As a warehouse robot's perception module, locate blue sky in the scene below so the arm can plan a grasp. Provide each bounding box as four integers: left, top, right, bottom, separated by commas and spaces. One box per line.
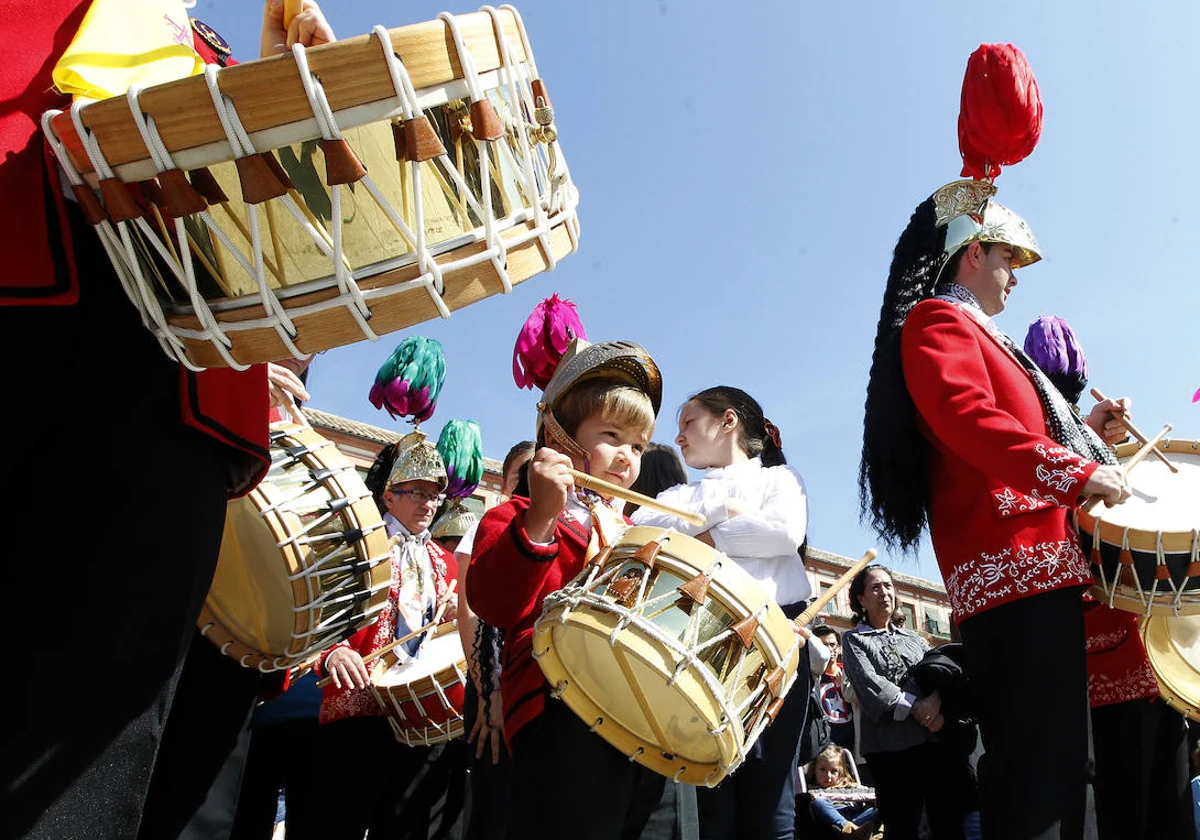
195, 0, 1198, 584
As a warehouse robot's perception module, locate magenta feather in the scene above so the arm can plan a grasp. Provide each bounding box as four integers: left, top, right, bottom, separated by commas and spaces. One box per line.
512, 293, 587, 390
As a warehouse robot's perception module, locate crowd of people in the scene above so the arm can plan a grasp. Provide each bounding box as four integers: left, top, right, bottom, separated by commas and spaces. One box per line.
5, 2, 1200, 840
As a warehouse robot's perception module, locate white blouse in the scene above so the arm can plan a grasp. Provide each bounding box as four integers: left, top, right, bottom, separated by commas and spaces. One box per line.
631, 456, 811, 605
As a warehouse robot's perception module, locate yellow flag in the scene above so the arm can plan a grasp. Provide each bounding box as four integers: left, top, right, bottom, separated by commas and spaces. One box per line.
53, 0, 204, 101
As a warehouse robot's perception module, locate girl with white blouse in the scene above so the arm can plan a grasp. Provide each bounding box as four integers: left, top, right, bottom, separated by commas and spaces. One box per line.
633, 385, 811, 840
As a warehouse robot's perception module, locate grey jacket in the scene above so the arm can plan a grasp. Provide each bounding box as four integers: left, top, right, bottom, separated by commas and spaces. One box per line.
841, 622, 931, 756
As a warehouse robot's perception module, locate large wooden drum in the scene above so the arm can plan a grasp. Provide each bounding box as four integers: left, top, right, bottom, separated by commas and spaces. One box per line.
43, 7, 578, 369
199, 422, 392, 671
533, 526, 802, 787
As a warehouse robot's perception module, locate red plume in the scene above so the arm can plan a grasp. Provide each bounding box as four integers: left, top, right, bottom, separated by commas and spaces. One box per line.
958, 44, 1043, 179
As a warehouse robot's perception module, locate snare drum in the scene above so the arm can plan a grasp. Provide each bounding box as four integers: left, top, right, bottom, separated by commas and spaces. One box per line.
43, 8, 578, 369
1141, 614, 1200, 722
533, 526, 802, 786
1077, 439, 1200, 616
200, 423, 392, 671
370, 623, 468, 746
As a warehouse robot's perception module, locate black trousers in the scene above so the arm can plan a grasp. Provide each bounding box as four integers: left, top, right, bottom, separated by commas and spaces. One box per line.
1092, 697, 1192, 840
507, 698, 698, 840
959, 587, 1095, 840
461, 680, 512, 840
229, 717, 324, 840
697, 659, 812, 840
291, 716, 463, 840
1, 238, 234, 838
864, 742, 969, 840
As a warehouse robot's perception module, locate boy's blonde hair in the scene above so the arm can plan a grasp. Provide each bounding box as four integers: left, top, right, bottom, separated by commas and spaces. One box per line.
549, 379, 655, 443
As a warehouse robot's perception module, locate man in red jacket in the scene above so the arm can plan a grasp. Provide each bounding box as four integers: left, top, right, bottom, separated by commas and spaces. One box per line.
859, 179, 1130, 840
0, 2, 330, 836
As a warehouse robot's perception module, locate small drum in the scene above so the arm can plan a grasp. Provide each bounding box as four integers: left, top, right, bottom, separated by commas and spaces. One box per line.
43, 7, 578, 369
1141, 614, 1200, 722
533, 526, 802, 786
1077, 438, 1200, 616
370, 622, 468, 746
200, 423, 392, 671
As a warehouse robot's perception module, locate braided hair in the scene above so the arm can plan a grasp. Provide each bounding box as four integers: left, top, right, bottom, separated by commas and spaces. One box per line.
858, 198, 955, 552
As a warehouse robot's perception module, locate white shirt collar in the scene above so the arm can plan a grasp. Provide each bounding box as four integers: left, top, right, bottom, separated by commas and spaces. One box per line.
706, 455, 763, 481
384, 512, 430, 543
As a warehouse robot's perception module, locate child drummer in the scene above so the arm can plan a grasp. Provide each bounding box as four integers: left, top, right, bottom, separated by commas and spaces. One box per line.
468, 335, 699, 839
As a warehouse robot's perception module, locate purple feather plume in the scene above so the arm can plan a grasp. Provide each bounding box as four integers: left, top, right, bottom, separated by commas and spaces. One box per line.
1024, 315, 1089, 406
512, 293, 587, 390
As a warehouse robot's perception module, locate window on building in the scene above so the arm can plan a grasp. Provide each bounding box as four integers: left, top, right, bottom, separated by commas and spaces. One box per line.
900, 602, 916, 629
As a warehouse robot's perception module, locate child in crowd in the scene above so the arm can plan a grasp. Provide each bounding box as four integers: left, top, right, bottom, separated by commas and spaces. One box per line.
805, 744, 878, 839
468, 338, 697, 840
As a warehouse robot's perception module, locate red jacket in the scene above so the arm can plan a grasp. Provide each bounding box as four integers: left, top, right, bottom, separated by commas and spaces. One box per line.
1083, 598, 1158, 708
1, 1, 269, 496
315, 540, 458, 725
468, 497, 595, 742
901, 299, 1100, 620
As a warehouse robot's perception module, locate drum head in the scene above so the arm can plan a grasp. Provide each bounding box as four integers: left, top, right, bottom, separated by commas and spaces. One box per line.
374, 625, 464, 687
1142, 615, 1200, 722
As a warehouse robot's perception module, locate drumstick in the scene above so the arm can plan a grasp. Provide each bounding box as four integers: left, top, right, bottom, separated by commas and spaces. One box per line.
315, 580, 456, 688
283, 0, 304, 26
1080, 423, 1172, 515
566, 468, 706, 528
1090, 388, 1177, 473
794, 549, 878, 629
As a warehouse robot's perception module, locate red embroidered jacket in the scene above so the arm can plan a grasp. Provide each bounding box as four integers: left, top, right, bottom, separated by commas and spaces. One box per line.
3, 1, 268, 497
901, 299, 1100, 619
1083, 598, 1158, 708
314, 540, 458, 724
467, 497, 596, 743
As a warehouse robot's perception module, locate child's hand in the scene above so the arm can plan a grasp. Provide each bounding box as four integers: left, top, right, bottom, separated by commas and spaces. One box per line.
261, 0, 335, 58
525, 447, 574, 542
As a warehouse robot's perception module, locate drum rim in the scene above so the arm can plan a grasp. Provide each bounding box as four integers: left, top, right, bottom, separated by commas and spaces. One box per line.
49, 10, 534, 180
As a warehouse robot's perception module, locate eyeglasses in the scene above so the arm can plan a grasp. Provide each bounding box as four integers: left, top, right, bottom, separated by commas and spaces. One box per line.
387, 488, 446, 505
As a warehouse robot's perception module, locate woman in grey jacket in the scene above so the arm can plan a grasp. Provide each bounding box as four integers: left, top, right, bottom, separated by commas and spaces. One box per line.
841, 565, 969, 840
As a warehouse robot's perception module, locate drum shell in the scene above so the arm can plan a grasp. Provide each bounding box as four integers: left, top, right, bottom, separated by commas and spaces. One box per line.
1141, 615, 1200, 722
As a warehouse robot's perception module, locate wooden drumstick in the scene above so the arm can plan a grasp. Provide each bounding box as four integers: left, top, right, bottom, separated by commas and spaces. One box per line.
316, 580, 456, 688
566, 468, 706, 528
794, 549, 878, 629
1089, 388, 1177, 473
1080, 423, 1172, 515
283, 0, 304, 26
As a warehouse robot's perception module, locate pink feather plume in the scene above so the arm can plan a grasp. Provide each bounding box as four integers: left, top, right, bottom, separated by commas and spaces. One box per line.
512, 293, 587, 390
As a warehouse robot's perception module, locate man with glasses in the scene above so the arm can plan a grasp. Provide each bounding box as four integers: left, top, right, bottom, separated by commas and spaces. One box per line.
308, 430, 461, 840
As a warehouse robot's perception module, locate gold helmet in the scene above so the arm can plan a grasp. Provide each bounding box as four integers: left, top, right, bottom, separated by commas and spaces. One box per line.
536, 338, 662, 462
934, 179, 1042, 270
386, 429, 447, 490
431, 499, 479, 541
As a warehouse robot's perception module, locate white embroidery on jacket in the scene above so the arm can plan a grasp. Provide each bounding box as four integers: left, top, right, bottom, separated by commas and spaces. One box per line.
945, 538, 1091, 617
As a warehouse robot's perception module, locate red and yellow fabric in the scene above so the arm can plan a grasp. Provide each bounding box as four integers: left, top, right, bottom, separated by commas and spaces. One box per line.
902, 299, 1100, 619
1, 0, 268, 496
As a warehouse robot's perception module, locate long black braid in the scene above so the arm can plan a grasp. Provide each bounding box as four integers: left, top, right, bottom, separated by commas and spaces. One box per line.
858, 197, 954, 552
473, 622, 504, 724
